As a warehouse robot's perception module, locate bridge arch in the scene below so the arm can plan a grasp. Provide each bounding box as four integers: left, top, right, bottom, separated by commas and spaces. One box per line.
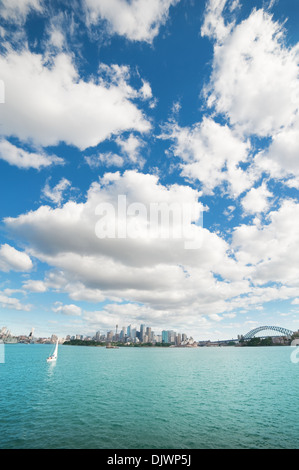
243, 325, 293, 340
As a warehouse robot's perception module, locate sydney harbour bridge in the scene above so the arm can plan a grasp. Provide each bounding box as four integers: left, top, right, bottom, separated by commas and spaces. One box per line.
242, 325, 294, 340
216, 325, 295, 344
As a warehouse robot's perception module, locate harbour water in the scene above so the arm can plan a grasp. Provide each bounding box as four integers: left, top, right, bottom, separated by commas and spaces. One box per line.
0, 344, 298, 449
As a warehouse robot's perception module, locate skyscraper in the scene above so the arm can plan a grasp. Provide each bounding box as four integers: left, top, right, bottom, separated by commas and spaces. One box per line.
146, 327, 151, 343
162, 330, 168, 344
140, 324, 145, 342
95, 331, 101, 341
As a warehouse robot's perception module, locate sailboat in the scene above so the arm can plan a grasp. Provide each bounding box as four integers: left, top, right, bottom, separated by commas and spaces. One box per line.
47, 340, 58, 363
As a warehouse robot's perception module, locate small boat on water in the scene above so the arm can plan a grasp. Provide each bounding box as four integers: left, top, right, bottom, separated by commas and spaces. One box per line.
106, 342, 119, 349
47, 340, 58, 362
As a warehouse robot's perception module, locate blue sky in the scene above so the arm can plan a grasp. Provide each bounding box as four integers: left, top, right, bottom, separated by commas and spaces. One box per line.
0, 0, 299, 341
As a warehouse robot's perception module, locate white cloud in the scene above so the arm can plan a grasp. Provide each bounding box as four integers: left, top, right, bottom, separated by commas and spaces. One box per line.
53, 303, 82, 316
257, 119, 299, 181
223, 313, 236, 318
232, 199, 299, 286
209, 313, 223, 322
160, 117, 251, 196
42, 178, 72, 206
0, 0, 43, 23
203, 8, 299, 138
241, 182, 273, 215
139, 80, 153, 100
4, 170, 250, 323
23, 279, 47, 293
0, 244, 33, 272
201, 0, 236, 43
0, 291, 31, 311
84, 0, 180, 43
0, 139, 64, 170
85, 152, 124, 169
116, 133, 145, 167
0, 50, 151, 150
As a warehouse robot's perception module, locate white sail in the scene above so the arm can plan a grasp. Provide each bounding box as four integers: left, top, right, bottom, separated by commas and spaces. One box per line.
47, 339, 58, 362
53, 340, 58, 358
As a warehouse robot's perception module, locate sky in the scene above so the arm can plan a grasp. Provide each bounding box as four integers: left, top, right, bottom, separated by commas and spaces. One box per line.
0, 0, 299, 341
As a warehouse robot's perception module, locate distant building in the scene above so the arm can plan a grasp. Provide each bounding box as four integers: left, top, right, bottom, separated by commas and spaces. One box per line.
140, 324, 145, 342
162, 330, 169, 343
168, 330, 176, 344
131, 328, 136, 339
95, 331, 101, 341
146, 327, 152, 343
107, 331, 114, 341
119, 327, 126, 341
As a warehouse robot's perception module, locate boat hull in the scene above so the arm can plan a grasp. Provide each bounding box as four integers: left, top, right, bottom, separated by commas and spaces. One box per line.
47, 357, 57, 362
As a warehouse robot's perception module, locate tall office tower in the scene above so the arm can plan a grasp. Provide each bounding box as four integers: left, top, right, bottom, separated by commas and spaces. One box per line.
182, 333, 187, 342
177, 333, 182, 345
131, 328, 136, 339
121, 326, 126, 339
114, 324, 119, 342
107, 330, 113, 341
140, 324, 145, 342
127, 325, 131, 338
95, 331, 101, 341
162, 330, 169, 343
168, 330, 176, 344
146, 327, 151, 342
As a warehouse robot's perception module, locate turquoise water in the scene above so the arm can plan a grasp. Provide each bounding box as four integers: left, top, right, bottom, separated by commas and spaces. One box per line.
0, 344, 298, 449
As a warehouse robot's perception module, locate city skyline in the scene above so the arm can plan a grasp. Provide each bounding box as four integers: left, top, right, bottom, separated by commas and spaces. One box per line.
1, 321, 296, 347
0, 0, 298, 342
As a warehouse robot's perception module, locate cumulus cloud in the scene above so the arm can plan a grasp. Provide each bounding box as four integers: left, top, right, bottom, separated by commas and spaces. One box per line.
201, 0, 236, 43
203, 8, 299, 138
0, 139, 64, 170
0, 244, 33, 272
198, 2, 299, 201
160, 117, 251, 196
53, 302, 82, 316
116, 133, 146, 167
0, 50, 151, 150
23, 279, 47, 293
42, 178, 72, 206
0, 291, 31, 311
241, 183, 273, 215
232, 199, 299, 286
4, 170, 251, 325
0, 0, 43, 23
84, 0, 180, 43
85, 153, 124, 169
